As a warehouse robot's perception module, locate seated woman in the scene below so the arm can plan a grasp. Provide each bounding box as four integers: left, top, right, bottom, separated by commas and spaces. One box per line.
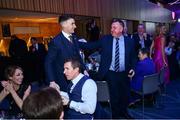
131, 48, 156, 91
0, 65, 31, 118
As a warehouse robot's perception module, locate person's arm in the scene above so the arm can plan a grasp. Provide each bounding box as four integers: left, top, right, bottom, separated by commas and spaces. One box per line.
4, 83, 30, 110
23, 85, 31, 100
69, 79, 97, 114
161, 36, 167, 67
0, 81, 10, 102
10, 90, 23, 109
45, 41, 58, 83
0, 88, 9, 102
78, 38, 101, 51
150, 40, 154, 59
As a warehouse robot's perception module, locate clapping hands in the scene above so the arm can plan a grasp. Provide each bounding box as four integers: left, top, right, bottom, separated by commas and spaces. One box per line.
1, 80, 14, 94
23, 85, 31, 100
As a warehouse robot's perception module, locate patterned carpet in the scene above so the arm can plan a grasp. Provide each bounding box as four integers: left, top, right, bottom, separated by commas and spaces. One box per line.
128, 79, 180, 119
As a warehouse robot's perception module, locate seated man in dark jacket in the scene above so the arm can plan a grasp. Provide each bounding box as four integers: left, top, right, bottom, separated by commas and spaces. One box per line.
129, 48, 156, 106
131, 48, 155, 91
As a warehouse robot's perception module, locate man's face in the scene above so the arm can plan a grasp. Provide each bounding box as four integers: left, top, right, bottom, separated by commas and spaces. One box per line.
138, 51, 146, 60
111, 22, 123, 38
61, 18, 77, 34
138, 25, 145, 35
31, 39, 37, 45
64, 62, 79, 80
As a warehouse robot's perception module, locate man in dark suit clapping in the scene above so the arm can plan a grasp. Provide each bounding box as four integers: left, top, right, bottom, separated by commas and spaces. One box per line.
132, 24, 152, 58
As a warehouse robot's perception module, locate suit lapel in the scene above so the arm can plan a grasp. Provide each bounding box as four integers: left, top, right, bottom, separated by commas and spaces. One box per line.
59, 33, 73, 55
108, 35, 113, 57
60, 33, 80, 57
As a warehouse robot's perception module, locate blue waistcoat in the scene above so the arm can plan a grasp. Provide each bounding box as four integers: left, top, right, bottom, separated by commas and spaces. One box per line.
67, 75, 93, 119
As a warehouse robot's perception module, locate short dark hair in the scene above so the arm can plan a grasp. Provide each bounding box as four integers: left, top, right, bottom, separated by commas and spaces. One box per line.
111, 18, 124, 28
139, 48, 150, 57
58, 14, 74, 23
138, 23, 145, 28
30, 37, 37, 41
158, 23, 166, 28
64, 57, 82, 72
22, 87, 63, 119
11, 35, 18, 40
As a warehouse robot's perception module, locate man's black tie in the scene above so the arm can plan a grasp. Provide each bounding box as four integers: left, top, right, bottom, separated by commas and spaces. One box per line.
114, 38, 120, 72
67, 81, 73, 93
69, 35, 73, 43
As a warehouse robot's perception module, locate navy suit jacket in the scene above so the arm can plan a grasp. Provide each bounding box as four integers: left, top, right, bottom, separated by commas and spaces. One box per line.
45, 32, 83, 91
132, 33, 152, 55
131, 57, 155, 91
80, 35, 137, 80
9, 38, 28, 59
29, 43, 47, 62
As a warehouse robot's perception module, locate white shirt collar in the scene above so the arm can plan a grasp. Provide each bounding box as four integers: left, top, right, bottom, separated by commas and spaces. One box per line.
119, 35, 124, 40
71, 73, 84, 86
114, 35, 124, 40
62, 31, 72, 41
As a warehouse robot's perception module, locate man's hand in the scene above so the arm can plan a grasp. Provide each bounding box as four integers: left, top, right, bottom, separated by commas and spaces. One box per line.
49, 81, 61, 94
78, 38, 87, 43
143, 33, 147, 40
84, 70, 89, 76
62, 95, 70, 106
128, 69, 135, 78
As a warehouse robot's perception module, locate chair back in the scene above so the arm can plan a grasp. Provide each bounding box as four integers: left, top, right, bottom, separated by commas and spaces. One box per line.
96, 81, 110, 102
143, 73, 159, 94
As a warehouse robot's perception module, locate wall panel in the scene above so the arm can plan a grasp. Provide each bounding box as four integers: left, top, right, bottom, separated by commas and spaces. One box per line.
0, 0, 172, 34
52, 0, 64, 14
33, 0, 40, 12
39, 0, 45, 12
0, 0, 171, 23
63, 0, 74, 14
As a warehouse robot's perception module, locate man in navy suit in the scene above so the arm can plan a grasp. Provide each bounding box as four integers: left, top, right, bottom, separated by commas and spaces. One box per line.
132, 24, 152, 58
80, 18, 137, 119
45, 14, 85, 92
29, 37, 47, 85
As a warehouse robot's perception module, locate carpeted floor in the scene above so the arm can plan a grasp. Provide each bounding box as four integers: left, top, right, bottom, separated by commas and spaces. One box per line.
128, 79, 180, 119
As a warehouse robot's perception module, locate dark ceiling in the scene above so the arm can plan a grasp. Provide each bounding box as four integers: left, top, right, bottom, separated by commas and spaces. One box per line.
149, 0, 180, 12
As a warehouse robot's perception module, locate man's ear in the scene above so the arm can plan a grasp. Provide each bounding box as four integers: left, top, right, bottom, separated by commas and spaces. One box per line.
75, 67, 80, 73
59, 111, 64, 120
61, 21, 67, 28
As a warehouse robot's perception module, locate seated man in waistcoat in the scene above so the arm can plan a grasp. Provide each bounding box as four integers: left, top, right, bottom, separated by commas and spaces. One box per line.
51, 57, 97, 119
